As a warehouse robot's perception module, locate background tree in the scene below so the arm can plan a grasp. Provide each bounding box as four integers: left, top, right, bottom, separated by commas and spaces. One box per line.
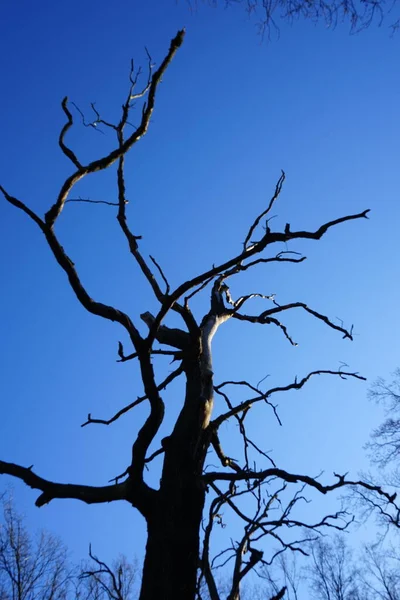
0, 491, 138, 600
0, 28, 397, 600
307, 536, 361, 600
349, 372, 400, 531
0, 492, 70, 600
193, 0, 400, 34
305, 535, 400, 600
75, 549, 138, 600
367, 370, 400, 474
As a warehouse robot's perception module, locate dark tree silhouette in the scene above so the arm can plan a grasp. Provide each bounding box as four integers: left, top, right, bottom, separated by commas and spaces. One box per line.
1, 30, 398, 600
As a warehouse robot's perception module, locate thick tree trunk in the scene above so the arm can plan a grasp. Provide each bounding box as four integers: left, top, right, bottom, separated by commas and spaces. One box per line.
139, 354, 210, 600
139, 475, 206, 599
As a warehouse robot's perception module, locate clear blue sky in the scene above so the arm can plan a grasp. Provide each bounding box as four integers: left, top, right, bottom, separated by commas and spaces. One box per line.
0, 0, 399, 585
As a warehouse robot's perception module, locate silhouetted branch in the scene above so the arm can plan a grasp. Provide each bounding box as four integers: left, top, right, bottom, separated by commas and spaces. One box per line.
243, 170, 285, 250
117, 341, 178, 363
211, 370, 365, 430
203, 469, 399, 512
148, 203, 370, 343
44, 30, 185, 228
65, 197, 120, 206
0, 460, 127, 507
82, 363, 184, 426
150, 255, 171, 295
59, 97, 83, 168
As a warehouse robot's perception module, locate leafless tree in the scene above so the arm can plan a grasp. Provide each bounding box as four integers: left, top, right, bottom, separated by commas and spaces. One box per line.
307, 535, 400, 600
0, 492, 70, 600
367, 370, 400, 470
0, 491, 138, 600
75, 547, 138, 600
348, 371, 400, 531
306, 536, 361, 600
259, 551, 303, 600
359, 544, 400, 600
0, 29, 398, 600
191, 0, 400, 36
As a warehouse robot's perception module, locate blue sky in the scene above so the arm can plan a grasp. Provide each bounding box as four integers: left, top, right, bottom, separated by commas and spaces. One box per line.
0, 0, 399, 587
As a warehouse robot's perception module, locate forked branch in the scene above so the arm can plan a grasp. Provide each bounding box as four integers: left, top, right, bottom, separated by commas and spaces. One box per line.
148, 193, 369, 341
211, 370, 365, 429
44, 29, 185, 228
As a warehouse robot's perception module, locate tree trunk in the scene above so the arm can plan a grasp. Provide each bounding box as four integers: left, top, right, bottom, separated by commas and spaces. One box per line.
139, 478, 206, 600
139, 353, 211, 600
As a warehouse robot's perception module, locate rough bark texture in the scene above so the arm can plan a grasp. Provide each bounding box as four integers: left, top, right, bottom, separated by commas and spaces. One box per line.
140, 346, 211, 599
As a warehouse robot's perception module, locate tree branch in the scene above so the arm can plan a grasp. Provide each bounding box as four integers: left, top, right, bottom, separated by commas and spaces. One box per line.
243, 170, 285, 250
211, 370, 364, 430
82, 363, 184, 426
203, 469, 398, 509
44, 29, 185, 228
140, 311, 191, 349
0, 461, 127, 508
148, 205, 370, 343
59, 97, 82, 169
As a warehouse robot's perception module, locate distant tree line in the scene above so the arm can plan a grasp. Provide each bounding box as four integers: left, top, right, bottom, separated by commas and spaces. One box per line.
3, 488, 400, 600
0, 491, 138, 600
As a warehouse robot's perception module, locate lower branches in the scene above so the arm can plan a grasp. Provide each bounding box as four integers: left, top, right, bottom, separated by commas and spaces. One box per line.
0, 460, 128, 507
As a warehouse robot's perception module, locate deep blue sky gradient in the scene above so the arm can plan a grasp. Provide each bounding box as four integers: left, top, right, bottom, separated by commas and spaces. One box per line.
0, 0, 399, 580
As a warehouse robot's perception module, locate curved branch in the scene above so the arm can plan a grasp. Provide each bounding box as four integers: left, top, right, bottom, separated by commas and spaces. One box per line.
59, 97, 82, 169
44, 29, 185, 227
0, 460, 127, 508
203, 469, 397, 508
232, 311, 298, 345
261, 301, 354, 339
0, 187, 142, 344
44, 227, 141, 342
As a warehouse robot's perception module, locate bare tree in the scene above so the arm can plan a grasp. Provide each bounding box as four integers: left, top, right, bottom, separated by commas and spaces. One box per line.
367, 370, 400, 470
75, 547, 138, 600
349, 371, 400, 531
0, 492, 70, 600
191, 0, 400, 35
0, 491, 138, 600
0, 29, 398, 600
307, 536, 361, 600
359, 544, 400, 600
260, 551, 303, 600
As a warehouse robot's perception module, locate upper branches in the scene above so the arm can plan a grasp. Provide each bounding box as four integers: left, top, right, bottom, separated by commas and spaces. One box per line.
211, 369, 365, 431
147, 169, 369, 341
0, 30, 186, 347
45, 29, 185, 228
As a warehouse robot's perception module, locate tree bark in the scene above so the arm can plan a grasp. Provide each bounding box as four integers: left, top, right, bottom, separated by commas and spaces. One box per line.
139, 352, 210, 600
